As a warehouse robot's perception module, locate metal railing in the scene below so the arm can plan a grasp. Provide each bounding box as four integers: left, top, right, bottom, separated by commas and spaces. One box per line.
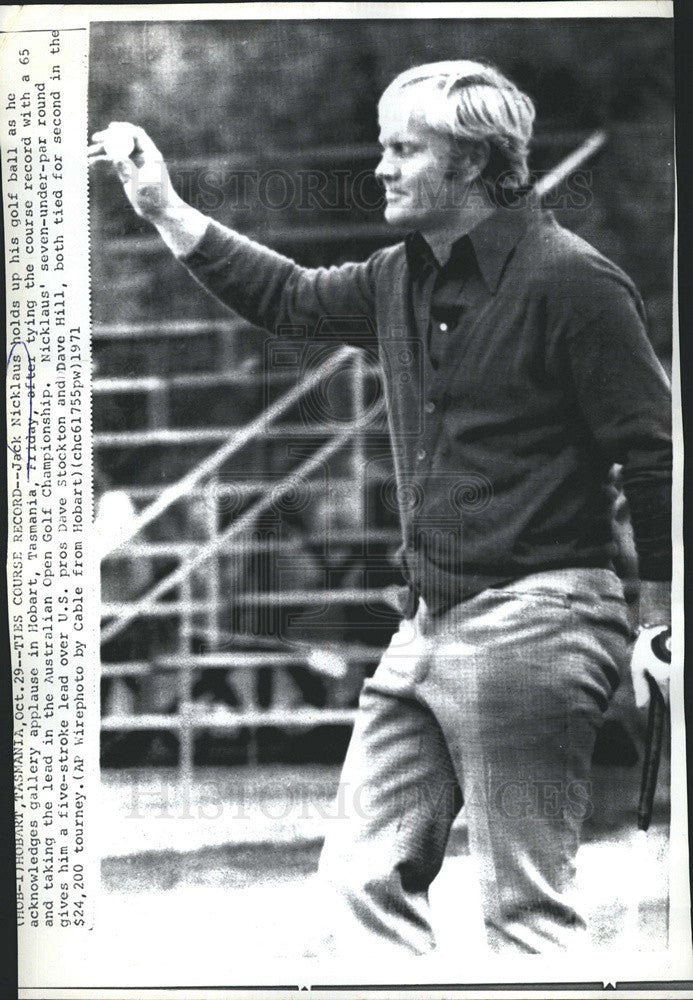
99, 344, 393, 776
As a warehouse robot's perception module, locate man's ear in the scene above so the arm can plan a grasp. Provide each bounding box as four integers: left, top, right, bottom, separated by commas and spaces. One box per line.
465, 140, 490, 183
448, 140, 490, 184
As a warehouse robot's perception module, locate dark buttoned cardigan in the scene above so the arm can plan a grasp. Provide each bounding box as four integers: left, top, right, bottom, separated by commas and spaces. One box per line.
181, 205, 672, 614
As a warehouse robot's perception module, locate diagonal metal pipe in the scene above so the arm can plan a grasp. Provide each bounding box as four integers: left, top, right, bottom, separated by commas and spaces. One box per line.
100, 402, 384, 644
98, 343, 357, 559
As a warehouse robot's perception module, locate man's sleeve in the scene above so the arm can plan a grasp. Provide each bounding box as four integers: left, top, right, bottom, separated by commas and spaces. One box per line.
564, 277, 672, 581
178, 218, 381, 347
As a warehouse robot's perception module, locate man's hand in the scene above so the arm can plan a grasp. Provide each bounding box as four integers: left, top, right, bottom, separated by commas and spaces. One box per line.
88, 122, 177, 221
88, 122, 209, 256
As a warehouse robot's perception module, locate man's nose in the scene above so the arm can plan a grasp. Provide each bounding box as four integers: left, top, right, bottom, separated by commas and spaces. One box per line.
375, 152, 399, 184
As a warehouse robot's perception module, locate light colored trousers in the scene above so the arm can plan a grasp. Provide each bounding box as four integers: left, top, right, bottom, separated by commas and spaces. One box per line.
316, 568, 632, 954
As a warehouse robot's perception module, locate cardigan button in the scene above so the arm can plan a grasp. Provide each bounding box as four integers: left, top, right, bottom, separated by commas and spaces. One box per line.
416, 448, 427, 462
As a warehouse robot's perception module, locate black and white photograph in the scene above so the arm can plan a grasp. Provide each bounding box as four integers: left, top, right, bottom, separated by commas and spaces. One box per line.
87, 9, 678, 979
7, 4, 687, 993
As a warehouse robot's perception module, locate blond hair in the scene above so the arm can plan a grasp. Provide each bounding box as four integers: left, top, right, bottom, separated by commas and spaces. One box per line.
379, 60, 536, 189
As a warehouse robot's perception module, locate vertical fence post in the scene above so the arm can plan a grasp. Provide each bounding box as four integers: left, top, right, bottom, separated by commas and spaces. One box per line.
351, 352, 366, 531
206, 479, 221, 652
148, 381, 170, 431
179, 575, 195, 786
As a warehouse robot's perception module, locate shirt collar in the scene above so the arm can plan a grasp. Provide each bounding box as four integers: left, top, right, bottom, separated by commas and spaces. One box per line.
405, 230, 439, 275
406, 200, 538, 293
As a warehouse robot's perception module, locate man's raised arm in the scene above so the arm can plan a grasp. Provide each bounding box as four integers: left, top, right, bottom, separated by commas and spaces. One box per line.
88, 123, 381, 342
89, 122, 210, 255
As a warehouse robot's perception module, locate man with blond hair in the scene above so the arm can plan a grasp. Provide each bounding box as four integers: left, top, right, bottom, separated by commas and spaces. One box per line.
90, 60, 671, 955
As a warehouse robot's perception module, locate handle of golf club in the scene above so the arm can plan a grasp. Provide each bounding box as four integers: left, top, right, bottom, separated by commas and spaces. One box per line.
637, 628, 670, 831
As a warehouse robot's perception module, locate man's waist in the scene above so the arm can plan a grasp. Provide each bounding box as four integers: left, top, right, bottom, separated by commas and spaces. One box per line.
411, 565, 625, 623
400, 547, 616, 618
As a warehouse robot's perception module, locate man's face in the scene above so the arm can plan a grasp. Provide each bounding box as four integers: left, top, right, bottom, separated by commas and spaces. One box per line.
376, 98, 462, 232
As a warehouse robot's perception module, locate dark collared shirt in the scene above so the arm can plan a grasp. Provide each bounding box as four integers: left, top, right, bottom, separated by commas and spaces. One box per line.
182, 205, 672, 615
408, 231, 478, 370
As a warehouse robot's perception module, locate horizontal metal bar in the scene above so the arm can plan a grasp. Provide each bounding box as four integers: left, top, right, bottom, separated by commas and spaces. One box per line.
107, 477, 391, 501
93, 364, 383, 393
101, 587, 398, 618
94, 376, 166, 392
101, 645, 385, 676
100, 707, 357, 730
102, 527, 400, 559
102, 601, 225, 617
163, 646, 388, 666
92, 318, 238, 340
94, 421, 388, 447
102, 661, 163, 677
